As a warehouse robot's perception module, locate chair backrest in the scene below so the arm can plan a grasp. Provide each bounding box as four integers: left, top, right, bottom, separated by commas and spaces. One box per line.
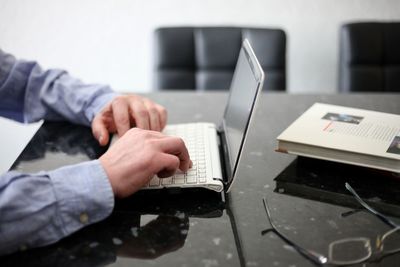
153, 27, 286, 91
339, 22, 400, 92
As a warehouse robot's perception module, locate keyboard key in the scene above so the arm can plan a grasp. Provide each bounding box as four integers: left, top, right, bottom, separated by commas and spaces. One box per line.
187, 169, 196, 174
174, 173, 185, 179
161, 177, 173, 185
186, 175, 197, 184
150, 177, 161, 187
174, 177, 185, 184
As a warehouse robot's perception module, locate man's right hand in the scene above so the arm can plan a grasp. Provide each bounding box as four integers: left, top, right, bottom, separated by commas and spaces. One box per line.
99, 128, 191, 198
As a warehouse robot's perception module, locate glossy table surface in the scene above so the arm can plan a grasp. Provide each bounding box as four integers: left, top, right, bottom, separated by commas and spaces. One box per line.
3, 92, 400, 267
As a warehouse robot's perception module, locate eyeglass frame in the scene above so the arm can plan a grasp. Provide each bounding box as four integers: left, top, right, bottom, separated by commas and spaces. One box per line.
262, 182, 400, 266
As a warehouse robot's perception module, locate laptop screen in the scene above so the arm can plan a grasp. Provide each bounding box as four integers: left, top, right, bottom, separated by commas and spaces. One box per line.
222, 40, 264, 191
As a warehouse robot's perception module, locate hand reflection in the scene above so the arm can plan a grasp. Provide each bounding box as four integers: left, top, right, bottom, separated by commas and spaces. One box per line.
3, 212, 190, 267
117, 213, 189, 259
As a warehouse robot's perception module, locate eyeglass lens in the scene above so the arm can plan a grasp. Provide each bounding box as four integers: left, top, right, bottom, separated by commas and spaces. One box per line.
329, 238, 371, 264
381, 227, 400, 254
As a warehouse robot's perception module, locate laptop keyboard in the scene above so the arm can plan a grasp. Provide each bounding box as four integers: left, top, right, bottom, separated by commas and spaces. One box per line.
144, 123, 210, 188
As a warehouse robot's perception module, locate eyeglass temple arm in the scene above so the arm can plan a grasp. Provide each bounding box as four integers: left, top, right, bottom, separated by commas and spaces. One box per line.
345, 183, 399, 228
262, 198, 328, 265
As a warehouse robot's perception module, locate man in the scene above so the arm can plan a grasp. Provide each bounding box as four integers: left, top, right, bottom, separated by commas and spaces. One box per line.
0, 49, 191, 255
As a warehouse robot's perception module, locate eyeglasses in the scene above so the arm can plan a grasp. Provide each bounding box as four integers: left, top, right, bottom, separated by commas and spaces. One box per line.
262, 182, 400, 266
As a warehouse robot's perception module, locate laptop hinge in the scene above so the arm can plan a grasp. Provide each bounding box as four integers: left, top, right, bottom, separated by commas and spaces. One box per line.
216, 129, 231, 191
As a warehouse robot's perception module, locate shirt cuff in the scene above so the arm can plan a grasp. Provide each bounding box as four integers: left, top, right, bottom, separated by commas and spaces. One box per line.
48, 160, 115, 237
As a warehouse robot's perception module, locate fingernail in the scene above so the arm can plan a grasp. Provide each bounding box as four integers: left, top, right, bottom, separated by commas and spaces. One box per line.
99, 135, 103, 143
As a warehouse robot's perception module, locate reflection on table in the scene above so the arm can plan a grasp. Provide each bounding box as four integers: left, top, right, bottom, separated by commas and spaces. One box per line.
274, 157, 400, 218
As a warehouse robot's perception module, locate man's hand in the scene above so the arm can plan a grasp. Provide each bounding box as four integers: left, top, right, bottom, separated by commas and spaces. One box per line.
92, 94, 167, 146
99, 128, 191, 198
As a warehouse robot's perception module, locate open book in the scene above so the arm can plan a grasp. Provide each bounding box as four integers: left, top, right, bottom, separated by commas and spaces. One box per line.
276, 103, 400, 173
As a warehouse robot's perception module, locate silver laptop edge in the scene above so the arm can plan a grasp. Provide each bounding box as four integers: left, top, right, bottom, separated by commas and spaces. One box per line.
220, 39, 265, 193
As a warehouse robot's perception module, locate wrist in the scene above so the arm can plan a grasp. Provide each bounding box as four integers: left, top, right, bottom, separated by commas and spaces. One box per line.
99, 155, 118, 197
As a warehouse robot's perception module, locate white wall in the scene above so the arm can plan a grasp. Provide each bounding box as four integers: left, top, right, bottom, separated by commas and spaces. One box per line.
1, 0, 399, 93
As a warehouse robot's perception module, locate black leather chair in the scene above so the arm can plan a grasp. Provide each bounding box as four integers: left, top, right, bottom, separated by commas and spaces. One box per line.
339, 22, 400, 92
153, 27, 286, 91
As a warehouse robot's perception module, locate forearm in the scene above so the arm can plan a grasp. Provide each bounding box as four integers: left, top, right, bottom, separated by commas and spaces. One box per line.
0, 160, 114, 255
0, 49, 117, 125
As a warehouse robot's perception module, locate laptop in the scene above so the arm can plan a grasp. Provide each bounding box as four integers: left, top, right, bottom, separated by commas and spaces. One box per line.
124, 39, 265, 193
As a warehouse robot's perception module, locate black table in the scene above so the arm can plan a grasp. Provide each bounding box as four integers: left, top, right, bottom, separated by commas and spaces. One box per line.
3, 92, 400, 267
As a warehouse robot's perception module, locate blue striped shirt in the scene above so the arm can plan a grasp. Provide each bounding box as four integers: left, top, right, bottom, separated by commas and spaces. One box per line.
0, 49, 116, 255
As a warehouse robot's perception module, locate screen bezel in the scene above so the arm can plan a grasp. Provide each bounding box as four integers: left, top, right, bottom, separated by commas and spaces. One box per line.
220, 39, 265, 193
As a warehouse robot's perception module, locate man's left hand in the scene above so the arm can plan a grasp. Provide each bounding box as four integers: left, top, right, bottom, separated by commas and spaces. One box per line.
92, 94, 167, 146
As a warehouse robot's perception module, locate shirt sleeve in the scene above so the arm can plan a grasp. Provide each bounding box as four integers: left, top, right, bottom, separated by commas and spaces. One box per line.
0, 160, 115, 256
0, 49, 118, 255
0, 49, 118, 125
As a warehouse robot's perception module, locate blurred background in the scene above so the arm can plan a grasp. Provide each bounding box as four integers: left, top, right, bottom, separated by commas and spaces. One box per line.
0, 0, 399, 93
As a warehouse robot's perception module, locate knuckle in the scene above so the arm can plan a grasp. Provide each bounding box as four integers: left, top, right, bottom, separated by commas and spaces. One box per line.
174, 137, 186, 148
160, 107, 167, 117
128, 94, 139, 101
143, 131, 155, 140
116, 115, 130, 125
127, 127, 142, 136
112, 95, 125, 105
148, 106, 158, 115
143, 133, 159, 147
137, 109, 149, 119
130, 127, 142, 133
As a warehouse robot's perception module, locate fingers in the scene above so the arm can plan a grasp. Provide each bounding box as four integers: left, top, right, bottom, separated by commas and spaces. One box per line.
135, 131, 191, 173
92, 116, 110, 146
93, 95, 168, 148
127, 97, 167, 131
120, 95, 167, 132
143, 100, 161, 131
129, 99, 150, 130
158, 136, 191, 172
112, 98, 131, 137
155, 153, 181, 178
99, 128, 192, 198
156, 104, 168, 130
143, 131, 191, 173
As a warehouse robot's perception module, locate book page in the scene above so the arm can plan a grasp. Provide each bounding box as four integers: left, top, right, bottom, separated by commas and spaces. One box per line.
0, 117, 43, 174
278, 103, 400, 159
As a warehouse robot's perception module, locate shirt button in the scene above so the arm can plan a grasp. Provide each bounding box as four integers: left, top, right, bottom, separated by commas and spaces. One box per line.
80, 213, 89, 224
